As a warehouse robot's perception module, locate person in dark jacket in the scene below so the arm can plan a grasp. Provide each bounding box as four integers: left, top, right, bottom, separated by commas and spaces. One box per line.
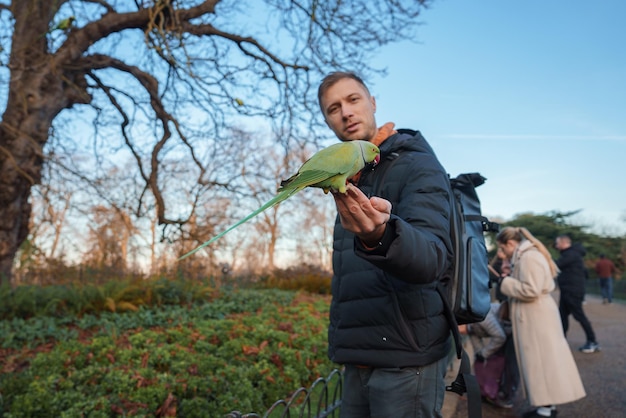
318, 71, 453, 417
554, 234, 600, 353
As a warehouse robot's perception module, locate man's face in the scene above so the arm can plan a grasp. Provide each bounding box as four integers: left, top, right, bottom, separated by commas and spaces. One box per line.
555, 237, 570, 251
320, 78, 378, 142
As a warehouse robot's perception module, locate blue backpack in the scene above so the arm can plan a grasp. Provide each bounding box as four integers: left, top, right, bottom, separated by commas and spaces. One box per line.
439, 172, 500, 418
443, 172, 499, 326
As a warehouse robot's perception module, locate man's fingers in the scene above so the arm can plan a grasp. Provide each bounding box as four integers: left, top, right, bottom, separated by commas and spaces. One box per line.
333, 185, 391, 239
345, 183, 366, 200
371, 196, 392, 215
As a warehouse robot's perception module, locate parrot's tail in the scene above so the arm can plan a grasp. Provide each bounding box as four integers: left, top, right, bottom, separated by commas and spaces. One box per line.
178, 187, 301, 260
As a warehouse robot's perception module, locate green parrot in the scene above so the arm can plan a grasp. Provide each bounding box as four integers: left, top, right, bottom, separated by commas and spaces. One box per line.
48, 16, 75, 33
178, 140, 380, 260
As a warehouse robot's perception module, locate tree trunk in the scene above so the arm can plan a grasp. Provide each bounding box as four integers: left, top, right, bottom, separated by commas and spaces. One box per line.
0, 107, 54, 283
0, 1, 87, 284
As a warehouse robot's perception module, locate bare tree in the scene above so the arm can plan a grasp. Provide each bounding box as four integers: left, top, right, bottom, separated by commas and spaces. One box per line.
26, 185, 72, 261
0, 0, 430, 283
178, 132, 297, 273
82, 203, 138, 273
12, 169, 74, 285
240, 139, 305, 271
293, 188, 336, 270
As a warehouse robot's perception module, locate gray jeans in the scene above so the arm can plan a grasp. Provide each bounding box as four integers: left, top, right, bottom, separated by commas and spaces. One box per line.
340, 356, 448, 418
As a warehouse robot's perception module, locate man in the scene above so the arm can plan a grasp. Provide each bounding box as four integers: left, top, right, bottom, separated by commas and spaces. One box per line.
595, 254, 616, 304
554, 234, 600, 353
318, 71, 453, 417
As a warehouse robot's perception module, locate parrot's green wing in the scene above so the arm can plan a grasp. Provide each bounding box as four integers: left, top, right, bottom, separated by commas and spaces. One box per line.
280, 140, 376, 193
279, 169, 347, 192
299, 141, 362, 175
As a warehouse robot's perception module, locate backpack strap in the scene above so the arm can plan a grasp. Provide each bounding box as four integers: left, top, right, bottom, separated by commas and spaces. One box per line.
464, 214, 500, 233
437, 268, 483, 418
446, 350, 483, 418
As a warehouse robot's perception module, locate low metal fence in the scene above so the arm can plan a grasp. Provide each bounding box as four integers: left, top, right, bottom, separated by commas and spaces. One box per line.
586, 278, 626, 300
226, 368, 343, 418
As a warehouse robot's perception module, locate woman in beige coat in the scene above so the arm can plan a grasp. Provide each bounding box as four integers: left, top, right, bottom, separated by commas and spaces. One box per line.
496, 227, 586, 418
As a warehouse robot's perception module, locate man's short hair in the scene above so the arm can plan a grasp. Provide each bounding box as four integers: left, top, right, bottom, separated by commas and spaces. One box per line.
317, 71, 371, 113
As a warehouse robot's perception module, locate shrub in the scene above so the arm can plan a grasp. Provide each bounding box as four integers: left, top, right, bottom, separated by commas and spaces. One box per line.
259, 264, 332, 294
0, 289, 336, 417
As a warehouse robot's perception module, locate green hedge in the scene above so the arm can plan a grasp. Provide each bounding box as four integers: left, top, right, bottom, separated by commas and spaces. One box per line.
0, 289, 336, 417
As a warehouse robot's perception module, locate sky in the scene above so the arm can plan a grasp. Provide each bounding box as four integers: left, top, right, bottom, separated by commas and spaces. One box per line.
366, 0, 626, 235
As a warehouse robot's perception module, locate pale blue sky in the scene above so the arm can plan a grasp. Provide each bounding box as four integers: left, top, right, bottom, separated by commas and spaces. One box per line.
366, 0, 626, 234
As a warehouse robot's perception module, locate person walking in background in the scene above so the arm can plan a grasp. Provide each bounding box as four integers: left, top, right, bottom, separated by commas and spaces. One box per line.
554, 234, 600, 353
595, 254, 616, 304
318, 71, 453, 417
497, 227, 586, 418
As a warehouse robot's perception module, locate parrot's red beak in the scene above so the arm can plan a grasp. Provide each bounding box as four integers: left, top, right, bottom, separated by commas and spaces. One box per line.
374, 154, 381, 166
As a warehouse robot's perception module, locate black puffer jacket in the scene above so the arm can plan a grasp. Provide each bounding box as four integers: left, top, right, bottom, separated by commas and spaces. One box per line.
328, 129, 453, 368
556, 243, 587, 298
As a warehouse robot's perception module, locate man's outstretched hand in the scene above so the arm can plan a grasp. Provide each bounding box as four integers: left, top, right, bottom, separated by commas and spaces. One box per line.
333, 183, 392, 248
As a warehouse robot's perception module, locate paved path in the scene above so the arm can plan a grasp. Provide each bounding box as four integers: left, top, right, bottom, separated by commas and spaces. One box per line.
443, 293, 626, 418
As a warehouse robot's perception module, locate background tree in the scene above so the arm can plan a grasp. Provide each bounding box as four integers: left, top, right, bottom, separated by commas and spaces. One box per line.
12, 167, 74, 285
292, 185, 336, 270
235, 140, 291, 272
239, 139, 322, 272
0, 0, 431, 283
82, 204, 138, 273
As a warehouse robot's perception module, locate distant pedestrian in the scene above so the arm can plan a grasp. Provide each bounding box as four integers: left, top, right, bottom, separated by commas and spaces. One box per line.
595, 254, 616, 304
554, 234, 600, 353
462, 302, 513, 409
497, 227, 586, 418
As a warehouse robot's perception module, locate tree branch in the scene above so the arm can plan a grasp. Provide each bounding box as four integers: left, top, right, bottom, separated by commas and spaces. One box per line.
182, 22, 308, 72
76, 53, 218, 225
83, 0, 116, 14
